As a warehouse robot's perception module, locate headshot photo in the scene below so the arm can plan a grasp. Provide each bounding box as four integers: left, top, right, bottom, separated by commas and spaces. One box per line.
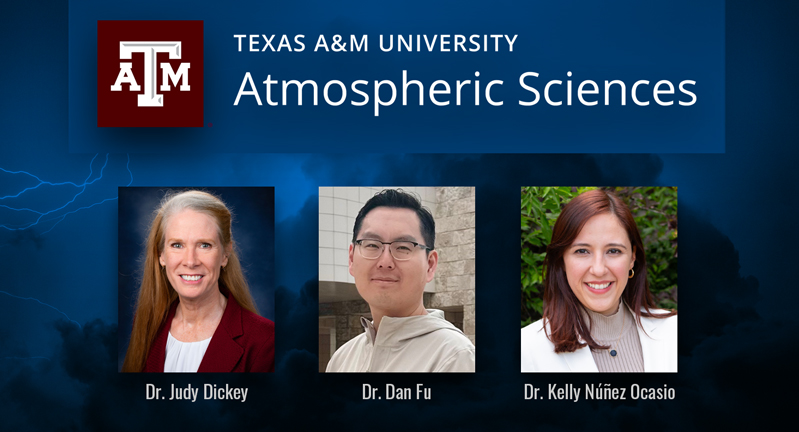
520, 187, 677, 372
118, 187, 275, 373
318, 187, 475, 373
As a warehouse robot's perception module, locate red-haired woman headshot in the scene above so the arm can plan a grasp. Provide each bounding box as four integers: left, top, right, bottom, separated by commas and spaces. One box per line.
521, 189, 677, 372
122, 190, 274, 372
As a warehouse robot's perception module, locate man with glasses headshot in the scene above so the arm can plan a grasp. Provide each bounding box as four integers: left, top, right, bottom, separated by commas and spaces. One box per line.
325, 189, 476, 372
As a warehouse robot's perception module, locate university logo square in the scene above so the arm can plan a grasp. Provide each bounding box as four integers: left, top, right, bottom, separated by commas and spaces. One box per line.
97, 21, 203, 127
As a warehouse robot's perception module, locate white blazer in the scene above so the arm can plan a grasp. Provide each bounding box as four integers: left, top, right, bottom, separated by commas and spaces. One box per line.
521, 307, 677, 373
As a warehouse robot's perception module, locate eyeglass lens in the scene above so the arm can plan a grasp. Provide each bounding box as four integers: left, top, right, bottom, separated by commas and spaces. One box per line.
359, 240, 416, 260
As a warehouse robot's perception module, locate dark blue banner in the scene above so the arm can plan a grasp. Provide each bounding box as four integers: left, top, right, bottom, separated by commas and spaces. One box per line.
69, 0, 723, 153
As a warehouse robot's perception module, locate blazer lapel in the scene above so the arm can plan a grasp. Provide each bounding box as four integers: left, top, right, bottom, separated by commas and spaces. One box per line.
197, 294, 244, 373
143, 301, 179, 372
563, 346, 599, 372
639, 315, 665, 372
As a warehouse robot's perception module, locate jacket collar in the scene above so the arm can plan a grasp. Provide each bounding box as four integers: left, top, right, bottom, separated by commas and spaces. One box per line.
637, 310, 670, 372
197, 288, 244, 372
360, 309, 457, 347
562, 303, 668, 372
146, 288, 245, 372
563, 343, 600, 372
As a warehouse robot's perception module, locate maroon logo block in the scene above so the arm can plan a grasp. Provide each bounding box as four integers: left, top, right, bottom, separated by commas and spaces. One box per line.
97, 21, 203, 127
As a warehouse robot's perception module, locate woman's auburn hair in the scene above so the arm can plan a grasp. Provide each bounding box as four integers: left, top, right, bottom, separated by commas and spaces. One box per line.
121, 190, 258, 372
542, 189, 676, 353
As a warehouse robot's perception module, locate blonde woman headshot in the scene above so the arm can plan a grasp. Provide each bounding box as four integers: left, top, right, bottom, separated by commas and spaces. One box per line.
120, 189, 275, 373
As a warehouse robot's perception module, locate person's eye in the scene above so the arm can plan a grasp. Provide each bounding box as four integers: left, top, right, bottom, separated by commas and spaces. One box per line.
200, 243, 212, 249
171, 243, 183, 249
607, 248, 622, 255
574, 248, 589, 255
395, 245, 412, 252
362, 242, 380, 249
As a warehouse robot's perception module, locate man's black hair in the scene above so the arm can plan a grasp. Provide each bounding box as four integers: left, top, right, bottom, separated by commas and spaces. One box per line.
352, 189, 435, 251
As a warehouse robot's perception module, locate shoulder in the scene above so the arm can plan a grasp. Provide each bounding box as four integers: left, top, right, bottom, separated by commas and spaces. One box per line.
141, 300, 180, 372
238, 309, 275, 372
658, 311, 677, 324
640, 309, 677, 335
409, 315, 475, 373
638, 310, 677, 372
521, 319, 550, 347
326, 333, 368, 372
433, 340, 475, 373
241, 308, 275, 336
428, 328, 476, 372
224, 294, 274, 338
424, 324, 474, 350
415, 314, 475, 357
413, 316, 474, 372
336, 332, 368, 352
236, 307, 275, 357
520, 319, 559, 372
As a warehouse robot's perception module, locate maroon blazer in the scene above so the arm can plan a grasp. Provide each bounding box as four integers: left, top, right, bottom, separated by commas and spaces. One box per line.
143, 292, 275, 372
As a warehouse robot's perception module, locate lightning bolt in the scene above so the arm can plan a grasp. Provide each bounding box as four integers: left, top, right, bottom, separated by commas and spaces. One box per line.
0, 290, 82, 328
0, 153, 134, 233
0, 154, 135, 348
0, 153, 103, 199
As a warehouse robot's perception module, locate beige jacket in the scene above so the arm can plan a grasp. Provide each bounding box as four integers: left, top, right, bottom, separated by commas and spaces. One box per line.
326, 309, 475, 373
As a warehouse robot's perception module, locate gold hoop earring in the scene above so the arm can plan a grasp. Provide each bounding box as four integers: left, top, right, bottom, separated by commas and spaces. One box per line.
628, 268, 634, 279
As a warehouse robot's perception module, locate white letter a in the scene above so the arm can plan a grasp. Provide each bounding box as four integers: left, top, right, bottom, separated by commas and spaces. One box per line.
111, 62, 140, 91
233, 72, 262, 105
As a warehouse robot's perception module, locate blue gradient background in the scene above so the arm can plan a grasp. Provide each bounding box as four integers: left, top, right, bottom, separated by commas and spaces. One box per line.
1, 0, 795, 430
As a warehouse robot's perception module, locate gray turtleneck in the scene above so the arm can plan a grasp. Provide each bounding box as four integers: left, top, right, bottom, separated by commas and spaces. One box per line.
585, 303, 644, 372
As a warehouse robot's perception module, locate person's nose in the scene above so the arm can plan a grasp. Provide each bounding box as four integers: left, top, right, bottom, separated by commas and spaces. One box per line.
184, 246, 198, 267
589, 253, 606, 276
376, 244, 395, 269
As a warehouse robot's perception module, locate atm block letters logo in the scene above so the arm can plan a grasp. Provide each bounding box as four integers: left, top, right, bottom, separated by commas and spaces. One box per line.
97, 21, 203, 127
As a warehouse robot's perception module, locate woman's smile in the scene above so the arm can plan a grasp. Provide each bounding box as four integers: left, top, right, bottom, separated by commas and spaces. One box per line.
179, 274, 204, 283
564, 213, 635, 315
160, 209, 229, 301
585, 281, 612, 293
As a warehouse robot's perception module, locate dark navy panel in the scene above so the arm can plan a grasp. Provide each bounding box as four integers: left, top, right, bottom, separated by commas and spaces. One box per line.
68, 0, 723, 153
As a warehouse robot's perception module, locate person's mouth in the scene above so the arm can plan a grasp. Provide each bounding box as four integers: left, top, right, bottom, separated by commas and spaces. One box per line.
180, 275, 204, 282
585, 281, 612, 293
372, 277, 399, 283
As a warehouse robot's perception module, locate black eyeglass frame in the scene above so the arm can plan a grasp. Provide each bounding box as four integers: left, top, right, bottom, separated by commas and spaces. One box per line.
354, 239, 433, 261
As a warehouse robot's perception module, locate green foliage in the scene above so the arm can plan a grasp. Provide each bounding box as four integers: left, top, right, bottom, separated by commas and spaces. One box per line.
521, 187, 678, 327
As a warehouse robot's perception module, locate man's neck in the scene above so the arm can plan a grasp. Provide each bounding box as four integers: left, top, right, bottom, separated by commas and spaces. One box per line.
371, 303, 428, 331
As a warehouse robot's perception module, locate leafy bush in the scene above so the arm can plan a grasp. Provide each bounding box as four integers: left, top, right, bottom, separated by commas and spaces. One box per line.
521, 187, 678, 327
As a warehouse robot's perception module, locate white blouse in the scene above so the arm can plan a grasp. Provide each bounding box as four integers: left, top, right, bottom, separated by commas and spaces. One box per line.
164, 332, 212, 373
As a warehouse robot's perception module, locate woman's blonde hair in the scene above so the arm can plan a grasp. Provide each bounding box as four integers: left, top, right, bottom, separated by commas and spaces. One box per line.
121, 190, 257, 372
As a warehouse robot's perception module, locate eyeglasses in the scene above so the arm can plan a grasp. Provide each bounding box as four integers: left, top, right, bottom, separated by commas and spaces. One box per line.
355, 239, 432, 261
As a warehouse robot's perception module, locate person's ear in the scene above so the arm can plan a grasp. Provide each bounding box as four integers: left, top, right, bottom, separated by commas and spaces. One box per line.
425, 250, 438, 283
348, 243, 355, 277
